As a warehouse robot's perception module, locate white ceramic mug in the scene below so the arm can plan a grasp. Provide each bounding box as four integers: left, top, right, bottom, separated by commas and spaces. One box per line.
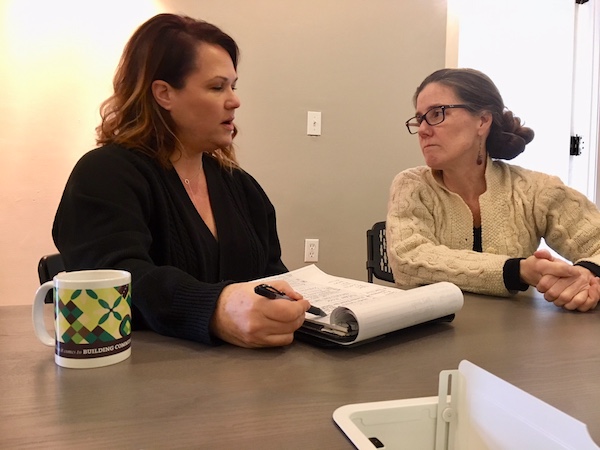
33, 269, 132, 369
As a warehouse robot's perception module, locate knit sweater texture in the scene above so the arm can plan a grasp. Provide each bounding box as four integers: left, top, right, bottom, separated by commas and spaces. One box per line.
53, 144, 287, 345
387, 158, 600, 296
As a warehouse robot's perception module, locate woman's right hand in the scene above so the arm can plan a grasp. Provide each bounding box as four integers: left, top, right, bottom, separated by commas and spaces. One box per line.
209, 281, 310, 348
519, 249, 576, 287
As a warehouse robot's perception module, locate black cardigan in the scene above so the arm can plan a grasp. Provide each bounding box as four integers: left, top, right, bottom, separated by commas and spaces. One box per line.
53, 144, 287, 345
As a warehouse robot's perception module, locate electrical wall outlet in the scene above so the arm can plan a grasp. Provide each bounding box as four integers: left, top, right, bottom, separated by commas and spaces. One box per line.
304, 239, 319, 262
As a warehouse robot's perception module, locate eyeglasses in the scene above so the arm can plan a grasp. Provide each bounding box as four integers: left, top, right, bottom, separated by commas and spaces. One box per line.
405, 104, 470, 135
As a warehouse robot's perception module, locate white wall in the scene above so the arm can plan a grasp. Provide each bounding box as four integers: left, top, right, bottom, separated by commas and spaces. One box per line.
0, 0, 448, 305
0, 1, 163, 305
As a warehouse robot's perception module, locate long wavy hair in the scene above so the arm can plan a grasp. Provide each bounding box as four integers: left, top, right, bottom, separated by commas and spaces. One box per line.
96, 13, 240, 169
413, 68, 534, 160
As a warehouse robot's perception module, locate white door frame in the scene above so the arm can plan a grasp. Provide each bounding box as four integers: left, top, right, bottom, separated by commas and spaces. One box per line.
571, 0, 600, 203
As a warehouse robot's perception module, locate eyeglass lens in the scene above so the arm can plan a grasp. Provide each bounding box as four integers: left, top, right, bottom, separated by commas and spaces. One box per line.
405, 106, 446, 134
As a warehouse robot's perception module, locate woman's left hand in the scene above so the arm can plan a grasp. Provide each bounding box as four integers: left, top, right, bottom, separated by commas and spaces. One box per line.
536, 265, 600, 312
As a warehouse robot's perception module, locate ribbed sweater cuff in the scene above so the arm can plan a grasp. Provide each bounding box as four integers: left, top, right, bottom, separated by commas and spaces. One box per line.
171, 280, 235, 346
503, 258, 528, 293
575, 260, 600, 277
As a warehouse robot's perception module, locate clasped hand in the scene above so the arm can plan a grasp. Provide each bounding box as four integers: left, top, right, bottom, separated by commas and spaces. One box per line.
209, 281, 310, 348
521, 250, 600, 312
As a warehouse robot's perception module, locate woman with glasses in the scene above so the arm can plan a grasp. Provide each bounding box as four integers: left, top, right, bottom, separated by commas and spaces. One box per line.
386, 68, 600, 312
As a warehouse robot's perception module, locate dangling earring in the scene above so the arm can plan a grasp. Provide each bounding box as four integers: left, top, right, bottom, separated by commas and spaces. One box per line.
476, 139, 483, 165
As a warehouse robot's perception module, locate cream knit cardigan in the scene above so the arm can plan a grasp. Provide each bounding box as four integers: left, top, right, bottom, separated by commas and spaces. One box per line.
386, 158, 600, 296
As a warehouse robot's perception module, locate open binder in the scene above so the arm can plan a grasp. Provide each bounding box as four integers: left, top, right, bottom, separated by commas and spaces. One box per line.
333, 360, 598, 449
258, 265, 464, 346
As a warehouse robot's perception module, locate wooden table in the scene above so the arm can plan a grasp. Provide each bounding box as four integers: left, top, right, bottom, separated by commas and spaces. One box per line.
1, 290, 599, 449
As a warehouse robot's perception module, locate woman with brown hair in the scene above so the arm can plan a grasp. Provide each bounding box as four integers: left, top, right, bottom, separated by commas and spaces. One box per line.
387, 68, 600, 312
53, 13, 310, 347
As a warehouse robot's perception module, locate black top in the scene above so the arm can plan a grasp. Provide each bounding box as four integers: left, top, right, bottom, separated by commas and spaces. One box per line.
473, 227, 482, 253
53, 144, 286, 345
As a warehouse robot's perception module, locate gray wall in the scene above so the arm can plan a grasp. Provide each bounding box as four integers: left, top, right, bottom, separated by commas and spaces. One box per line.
167, 0, 448, 280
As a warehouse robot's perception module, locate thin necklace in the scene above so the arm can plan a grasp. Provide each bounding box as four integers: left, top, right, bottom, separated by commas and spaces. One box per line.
177, 163, 202, 190
179, 169, 217, 239
181, 172, 200, 202
174, 155, 203, 205
176, 165, 201, 206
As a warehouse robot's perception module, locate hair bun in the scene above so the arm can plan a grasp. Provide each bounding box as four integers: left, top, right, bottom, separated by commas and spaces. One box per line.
488, 110, 534, 160
502, 110, 534, 144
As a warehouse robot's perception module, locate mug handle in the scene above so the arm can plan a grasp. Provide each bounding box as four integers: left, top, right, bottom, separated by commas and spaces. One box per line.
32, 281, 55, 346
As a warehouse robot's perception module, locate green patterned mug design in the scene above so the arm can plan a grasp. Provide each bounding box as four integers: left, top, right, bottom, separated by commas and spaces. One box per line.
55, 284, 132, 359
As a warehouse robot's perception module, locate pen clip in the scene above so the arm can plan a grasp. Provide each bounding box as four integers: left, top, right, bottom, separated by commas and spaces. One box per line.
254, 284, 284, 299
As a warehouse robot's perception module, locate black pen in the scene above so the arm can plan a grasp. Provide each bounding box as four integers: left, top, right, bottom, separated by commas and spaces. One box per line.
254, 284, 327, 317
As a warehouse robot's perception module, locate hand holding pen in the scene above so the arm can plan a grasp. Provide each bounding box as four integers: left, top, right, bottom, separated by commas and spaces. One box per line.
211, 281, 312, 348
254, 284, 327, 317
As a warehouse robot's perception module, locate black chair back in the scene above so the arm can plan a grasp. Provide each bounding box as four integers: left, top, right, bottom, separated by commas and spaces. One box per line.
37, 254, 65, 303
366, 221, 394, 283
